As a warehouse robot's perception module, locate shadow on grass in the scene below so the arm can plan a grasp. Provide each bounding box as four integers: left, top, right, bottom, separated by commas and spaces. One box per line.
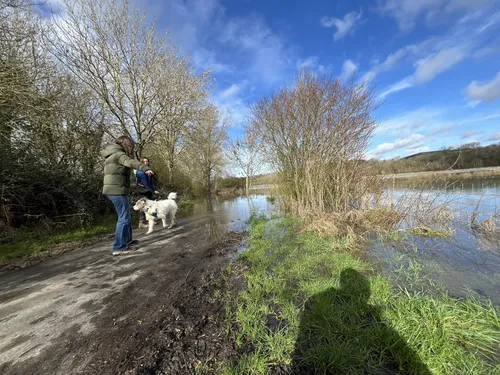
290, 269, 431, 375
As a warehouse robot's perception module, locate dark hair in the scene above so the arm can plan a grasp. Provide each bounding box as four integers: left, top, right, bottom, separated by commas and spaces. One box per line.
142, 157, 150, 163
115, 135, 135, 156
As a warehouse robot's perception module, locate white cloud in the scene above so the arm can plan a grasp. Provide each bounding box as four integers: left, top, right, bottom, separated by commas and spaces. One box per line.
379, 78, 413, 98
361, 38, 436, 84
218, 15, 294, 84
219, 84, 241, 100
297, 56, 319, 71
413, 46, 467, 84
486, 132, 500, 141
465, 100, 481, 108
363, 2, 500, 93
156, 0, 224, 51
475, 10, 500, 33
379, 0, 442, 31
379, 0, 495, 31
376, 107, 452, 136
295, 56, 333, 76
320, 11, 362, 41
215, 80, 253, 126
429, 124, 455, 136
466, 72, 500, 102
379, 46, 467, 97
457, 112, 500, 125
371, 134, 426, 157
193, 48, 234, 73
461, 130, 482, 139
340, 59, 358, 80
219, 80, 250, 100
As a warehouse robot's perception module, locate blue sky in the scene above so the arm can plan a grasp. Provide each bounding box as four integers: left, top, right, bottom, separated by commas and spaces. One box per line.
49, 0, 500, 159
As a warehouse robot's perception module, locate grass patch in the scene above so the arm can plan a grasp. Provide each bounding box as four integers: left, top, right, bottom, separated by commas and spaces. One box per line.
177, 197, 199, 212
225, 215, 500, 374
0, 216, 116, 263
407, 226, 453, 237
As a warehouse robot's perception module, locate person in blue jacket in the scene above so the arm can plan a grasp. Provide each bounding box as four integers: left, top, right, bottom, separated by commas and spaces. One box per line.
135, 157, 159, 228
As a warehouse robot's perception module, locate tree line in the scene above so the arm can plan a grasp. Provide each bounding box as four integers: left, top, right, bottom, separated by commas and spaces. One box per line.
367, 143, 500, 175
1, 0, 384, 236
0, 0, 227, 232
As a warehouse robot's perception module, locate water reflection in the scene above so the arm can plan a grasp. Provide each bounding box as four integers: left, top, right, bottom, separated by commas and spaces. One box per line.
181, 194, 275, 245
375, 176, 500, 304
181, 188, 499, 304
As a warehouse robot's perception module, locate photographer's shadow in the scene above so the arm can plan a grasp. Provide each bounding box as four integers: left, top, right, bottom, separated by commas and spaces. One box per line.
290, 269, 431, 375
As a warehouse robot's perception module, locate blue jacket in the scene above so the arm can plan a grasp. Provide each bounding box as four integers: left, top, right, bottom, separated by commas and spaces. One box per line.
135, 170, 155, 193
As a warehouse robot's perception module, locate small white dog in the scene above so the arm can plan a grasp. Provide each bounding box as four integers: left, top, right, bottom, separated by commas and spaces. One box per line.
133, 192, 178, 234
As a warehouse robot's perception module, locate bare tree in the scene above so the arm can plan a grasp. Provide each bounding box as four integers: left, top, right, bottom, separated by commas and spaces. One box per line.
0, 1, 108, 228
0, 0, 50, 153
151, 61, 211, 184
227, 129, 266, 194
49, 0, 209, 157
249, 72, 379, 214
181, 105, 229, 195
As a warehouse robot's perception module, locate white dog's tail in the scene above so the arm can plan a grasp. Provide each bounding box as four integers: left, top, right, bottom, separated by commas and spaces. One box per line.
167, 192, 178, 200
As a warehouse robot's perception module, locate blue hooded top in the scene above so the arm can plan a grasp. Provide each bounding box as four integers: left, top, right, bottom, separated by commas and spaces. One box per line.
135, 170, 155, 193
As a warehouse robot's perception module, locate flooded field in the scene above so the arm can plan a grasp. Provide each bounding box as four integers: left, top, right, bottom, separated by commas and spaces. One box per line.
373, 176, 500, 303
182, 178, 499, 304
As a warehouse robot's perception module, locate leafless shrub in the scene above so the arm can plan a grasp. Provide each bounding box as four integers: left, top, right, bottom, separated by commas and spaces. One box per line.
248, 73, 379, 215
471, 211, 500, 237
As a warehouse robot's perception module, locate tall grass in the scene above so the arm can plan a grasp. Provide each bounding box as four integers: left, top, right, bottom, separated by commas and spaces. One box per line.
224, 216, 500, 375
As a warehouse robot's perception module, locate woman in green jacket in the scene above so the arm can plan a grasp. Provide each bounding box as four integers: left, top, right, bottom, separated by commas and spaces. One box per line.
101, 136, 153, 255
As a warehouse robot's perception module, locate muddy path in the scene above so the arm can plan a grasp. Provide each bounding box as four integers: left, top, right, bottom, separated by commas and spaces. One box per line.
0, 201, 255, 375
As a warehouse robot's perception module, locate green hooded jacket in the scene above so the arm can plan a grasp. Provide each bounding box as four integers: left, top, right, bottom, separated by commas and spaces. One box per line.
101, 144, 151, 195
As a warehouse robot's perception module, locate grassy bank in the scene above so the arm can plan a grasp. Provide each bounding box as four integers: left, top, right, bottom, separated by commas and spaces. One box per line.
225, 216, 500, 375
0, 196, 200, 263
0, 216, 116, 263
177, 197, 199, 212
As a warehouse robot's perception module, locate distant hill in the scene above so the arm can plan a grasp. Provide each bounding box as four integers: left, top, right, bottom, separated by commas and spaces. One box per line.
403, 150, 448, 160
371, 143, 500, 174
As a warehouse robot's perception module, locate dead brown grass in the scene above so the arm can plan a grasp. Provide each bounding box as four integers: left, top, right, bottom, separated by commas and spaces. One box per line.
471, 212, 500, 235
301, 208, 401, 239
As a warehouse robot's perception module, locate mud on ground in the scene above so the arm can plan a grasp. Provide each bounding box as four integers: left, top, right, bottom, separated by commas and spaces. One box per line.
1, 230, 246, 375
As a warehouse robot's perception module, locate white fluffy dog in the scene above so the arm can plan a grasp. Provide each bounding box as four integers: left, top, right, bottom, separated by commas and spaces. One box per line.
133, 192, 178, 234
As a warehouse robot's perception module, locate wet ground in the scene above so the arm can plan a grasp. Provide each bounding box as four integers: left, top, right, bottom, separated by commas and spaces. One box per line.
0, 195, 272, 375
1, 186, 499, 373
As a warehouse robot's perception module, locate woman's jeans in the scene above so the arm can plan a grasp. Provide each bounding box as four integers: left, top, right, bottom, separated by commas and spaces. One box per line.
106, 195, 132, 250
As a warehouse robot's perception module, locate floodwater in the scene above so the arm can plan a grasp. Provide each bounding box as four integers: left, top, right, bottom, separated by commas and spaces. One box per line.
373, 176, 500, 303
195, 178, 499, 304
179, 193, 275, 241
